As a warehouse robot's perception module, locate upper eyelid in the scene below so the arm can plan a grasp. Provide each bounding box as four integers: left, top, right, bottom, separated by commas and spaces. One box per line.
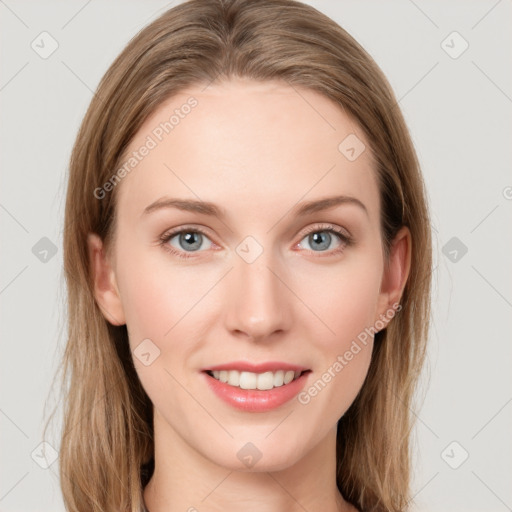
300, 224, 351, 237
162, 224, 214, 242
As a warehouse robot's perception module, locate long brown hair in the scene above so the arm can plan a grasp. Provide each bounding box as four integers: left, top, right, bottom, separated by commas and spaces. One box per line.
45, 1, 432, 510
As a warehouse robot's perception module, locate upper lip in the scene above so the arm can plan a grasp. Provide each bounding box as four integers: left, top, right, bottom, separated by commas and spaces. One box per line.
203, 361, 310, 373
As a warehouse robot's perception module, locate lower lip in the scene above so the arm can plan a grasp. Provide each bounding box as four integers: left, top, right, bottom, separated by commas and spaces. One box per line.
202, 371, 310, 412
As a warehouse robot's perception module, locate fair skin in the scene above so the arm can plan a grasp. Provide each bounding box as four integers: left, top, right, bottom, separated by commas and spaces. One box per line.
88, 78, 410, 512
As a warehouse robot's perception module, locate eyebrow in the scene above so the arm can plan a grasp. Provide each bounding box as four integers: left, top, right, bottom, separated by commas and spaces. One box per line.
141, 195, 368, 218
293, 195, 368, 217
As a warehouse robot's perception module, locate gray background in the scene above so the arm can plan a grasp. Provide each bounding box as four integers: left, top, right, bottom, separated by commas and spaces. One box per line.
1, 1, 511, 511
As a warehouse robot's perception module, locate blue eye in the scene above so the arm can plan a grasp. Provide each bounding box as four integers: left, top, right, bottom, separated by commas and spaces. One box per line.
170, 231, 208, 252
159, 228, 213, 259
159, 224, 353, 260
302, 231, 335, 251
298, 227, 351, 254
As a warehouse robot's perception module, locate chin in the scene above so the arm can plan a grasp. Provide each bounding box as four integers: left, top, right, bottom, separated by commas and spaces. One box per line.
205, 441, 304, 473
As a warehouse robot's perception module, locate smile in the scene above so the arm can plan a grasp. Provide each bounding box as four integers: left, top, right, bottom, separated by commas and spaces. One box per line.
202, 364, 312, 412
206, 369, 305, 390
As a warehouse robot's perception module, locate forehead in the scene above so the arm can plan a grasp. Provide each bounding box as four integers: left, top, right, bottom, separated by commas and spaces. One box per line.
115, 78, 379, 224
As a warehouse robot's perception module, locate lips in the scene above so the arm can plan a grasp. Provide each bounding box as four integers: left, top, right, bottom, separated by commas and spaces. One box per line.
201, 361, 312, 412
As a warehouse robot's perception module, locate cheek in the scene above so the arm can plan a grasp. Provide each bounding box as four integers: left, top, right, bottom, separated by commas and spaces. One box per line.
292, 253, 382, 412
114, 247, 212, 418
293, 249, 383, 350
115, 243, 211, 348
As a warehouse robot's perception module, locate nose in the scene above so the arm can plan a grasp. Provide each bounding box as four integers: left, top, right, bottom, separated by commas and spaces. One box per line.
223, 249, 292, 342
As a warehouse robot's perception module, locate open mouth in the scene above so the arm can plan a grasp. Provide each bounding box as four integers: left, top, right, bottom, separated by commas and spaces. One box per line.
204, 369, 311, 391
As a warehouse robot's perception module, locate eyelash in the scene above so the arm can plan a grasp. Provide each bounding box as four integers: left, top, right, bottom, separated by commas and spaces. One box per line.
158, 223, 354, 260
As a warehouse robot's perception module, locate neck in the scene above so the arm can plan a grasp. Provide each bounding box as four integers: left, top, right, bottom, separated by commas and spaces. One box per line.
143, 410, 355, 512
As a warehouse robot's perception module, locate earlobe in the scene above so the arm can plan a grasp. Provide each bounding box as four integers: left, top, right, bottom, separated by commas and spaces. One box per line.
375, 226, 411, 329
87, 233, 126, 326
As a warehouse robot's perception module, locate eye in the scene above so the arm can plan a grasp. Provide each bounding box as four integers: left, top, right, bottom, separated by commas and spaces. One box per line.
159, 227, 215, 259
296, 224, 353, 255
159, 223, 353, 260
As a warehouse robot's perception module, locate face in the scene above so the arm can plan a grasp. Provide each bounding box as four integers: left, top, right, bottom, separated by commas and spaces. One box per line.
90, 77, 408, 472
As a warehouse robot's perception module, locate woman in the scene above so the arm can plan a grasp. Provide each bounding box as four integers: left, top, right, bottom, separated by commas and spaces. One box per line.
51, 0, 432, 510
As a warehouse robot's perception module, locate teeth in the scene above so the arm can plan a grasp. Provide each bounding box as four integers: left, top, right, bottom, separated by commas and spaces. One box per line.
228, 370, 239, 386
210, 369, 302, 390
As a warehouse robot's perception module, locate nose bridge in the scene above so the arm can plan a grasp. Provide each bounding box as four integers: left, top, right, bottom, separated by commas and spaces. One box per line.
225, 245, 290, 339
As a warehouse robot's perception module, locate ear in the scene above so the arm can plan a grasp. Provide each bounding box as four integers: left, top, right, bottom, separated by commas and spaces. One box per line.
375, 226, 411, 328
87, 232, 126, 326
